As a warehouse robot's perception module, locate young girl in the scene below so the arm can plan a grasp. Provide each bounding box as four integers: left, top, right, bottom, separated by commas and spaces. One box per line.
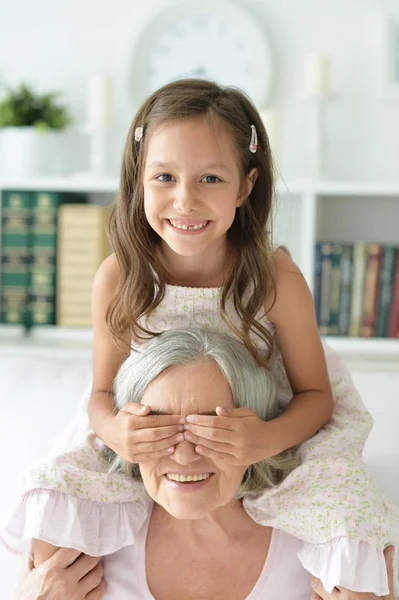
1, 78, 398, 597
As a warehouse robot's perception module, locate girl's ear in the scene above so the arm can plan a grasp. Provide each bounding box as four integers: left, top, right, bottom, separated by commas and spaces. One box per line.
236, 168, 259, 206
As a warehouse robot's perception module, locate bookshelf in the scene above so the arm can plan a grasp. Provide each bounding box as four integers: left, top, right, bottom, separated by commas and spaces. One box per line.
0, 176, 398, 366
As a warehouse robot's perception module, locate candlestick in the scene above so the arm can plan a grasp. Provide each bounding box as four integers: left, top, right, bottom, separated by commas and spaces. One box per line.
258, 108, 279, 159
304, 54, 331, 97
86, 73, 112, 130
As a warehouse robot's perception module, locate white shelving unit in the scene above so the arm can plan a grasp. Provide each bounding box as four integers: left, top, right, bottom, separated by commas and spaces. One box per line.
0, 176, 398, 367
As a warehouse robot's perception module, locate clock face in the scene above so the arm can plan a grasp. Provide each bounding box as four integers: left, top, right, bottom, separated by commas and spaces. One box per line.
130, 0, 273, 108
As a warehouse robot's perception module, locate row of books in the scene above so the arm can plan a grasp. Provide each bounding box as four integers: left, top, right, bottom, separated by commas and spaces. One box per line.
0, 190, 110, 328
315, 242, 399, 338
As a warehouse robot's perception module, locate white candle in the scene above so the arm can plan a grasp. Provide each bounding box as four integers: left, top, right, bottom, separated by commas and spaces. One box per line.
304, 54, 331, 95
258, 108, 279, 156
87, 73, 112, 130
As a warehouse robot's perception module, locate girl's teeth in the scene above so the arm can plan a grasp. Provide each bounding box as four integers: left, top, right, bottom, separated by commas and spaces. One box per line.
169, 220, 208, 231
166, 473, 211, 482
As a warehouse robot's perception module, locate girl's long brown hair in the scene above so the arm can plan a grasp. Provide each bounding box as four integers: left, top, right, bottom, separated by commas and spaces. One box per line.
107, 79, 277, 366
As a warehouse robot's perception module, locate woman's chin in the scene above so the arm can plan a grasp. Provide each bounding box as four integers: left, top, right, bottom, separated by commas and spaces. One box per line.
165, 501, 214, 520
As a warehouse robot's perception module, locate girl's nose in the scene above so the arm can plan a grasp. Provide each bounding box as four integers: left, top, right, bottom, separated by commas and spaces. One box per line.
173, 183, 197, 213
171, 439, 202, 466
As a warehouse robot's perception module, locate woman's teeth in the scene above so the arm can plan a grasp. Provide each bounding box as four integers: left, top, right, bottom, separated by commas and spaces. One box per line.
166, 473, 211, 482
169, 220, 208, 231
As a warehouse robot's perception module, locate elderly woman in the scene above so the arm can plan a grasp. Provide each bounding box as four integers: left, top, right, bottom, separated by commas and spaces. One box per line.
15, 329, 396, 599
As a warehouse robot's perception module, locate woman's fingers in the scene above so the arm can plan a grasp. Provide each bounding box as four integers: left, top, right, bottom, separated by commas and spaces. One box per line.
310, 577, 335, 599
66, 550, 101, 580
79, 560, 104, 598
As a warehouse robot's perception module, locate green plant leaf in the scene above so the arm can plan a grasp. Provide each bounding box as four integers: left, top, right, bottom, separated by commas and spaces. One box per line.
0, 82, 71, 129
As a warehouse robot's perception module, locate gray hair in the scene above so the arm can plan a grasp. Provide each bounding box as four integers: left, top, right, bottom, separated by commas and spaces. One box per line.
103, 328, 298, 496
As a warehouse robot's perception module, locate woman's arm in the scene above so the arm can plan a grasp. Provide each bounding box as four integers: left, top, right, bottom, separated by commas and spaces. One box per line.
265, 248, 334, 454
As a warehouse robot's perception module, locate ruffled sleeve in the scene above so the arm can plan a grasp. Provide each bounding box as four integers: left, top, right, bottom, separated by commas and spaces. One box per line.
0, 390, 152, 558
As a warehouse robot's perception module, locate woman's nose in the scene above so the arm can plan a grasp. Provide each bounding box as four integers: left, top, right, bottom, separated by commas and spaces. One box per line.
171, 439, 202, 466
173, 183, 197, 213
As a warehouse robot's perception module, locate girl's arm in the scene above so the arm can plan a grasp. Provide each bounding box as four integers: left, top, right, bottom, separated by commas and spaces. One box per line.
265, 248, 334, 455
88, 254, 130, 442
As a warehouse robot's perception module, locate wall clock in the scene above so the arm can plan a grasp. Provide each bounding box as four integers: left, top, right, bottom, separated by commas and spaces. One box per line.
129, 0, 274, 109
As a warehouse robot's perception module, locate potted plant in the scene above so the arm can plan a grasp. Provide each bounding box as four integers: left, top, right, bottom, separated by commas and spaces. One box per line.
0, 82, 71, 178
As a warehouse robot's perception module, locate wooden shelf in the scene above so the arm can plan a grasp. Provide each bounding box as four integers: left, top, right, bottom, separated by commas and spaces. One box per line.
0, 326, 398, 367
1, 176, 398, 196
0, 176, 119, 193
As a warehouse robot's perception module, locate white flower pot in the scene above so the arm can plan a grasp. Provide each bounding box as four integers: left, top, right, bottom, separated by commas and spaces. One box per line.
0, 127, 63, 179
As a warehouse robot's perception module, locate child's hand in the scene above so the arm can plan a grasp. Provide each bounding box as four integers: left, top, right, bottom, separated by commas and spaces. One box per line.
105, 403, 185, 463
183, 406, 275, 465
310, 546, 395, 599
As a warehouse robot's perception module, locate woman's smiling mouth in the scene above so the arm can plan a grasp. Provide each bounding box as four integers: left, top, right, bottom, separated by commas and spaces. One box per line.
164, 472, 214, 492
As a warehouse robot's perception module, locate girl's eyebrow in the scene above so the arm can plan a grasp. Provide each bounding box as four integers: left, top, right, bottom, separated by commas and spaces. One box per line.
147, 160, 230, 172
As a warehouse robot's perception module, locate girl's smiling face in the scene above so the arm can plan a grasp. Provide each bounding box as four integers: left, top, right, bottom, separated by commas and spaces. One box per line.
143, 116, 257, 264
138, 360, 248, 520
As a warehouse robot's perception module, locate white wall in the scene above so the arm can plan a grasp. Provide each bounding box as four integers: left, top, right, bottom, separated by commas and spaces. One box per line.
1, 0, 399, 181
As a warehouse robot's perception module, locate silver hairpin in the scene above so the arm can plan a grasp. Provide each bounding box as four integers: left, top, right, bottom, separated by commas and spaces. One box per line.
249, 124, 258, 153
135, 126, 144, 142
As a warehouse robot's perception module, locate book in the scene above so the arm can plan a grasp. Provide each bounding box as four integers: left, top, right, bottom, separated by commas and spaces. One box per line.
349, 242, 367, 337
29, 191, 86, 326
375, 246, 398, 338
327, 243, 342, 335
314, 243, 323, 326
338, 244, 353, 336
388, 250, 399, 338
360, 243, 383, 337
318, 243, 333, 335
56, 204, 110, 327
0, 191, 32, 326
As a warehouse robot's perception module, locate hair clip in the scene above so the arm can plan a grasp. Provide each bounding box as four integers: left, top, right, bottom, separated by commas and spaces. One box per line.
249, 125, 258, 153
135, 126, 144, 142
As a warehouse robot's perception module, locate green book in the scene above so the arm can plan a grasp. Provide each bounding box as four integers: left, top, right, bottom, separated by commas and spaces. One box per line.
0, 191, 32, 326
338, 244, 353, 336
375, 246, 398, 338
318, 243, 332, 335
327, 243, 342, 335
29, 191, 87, 326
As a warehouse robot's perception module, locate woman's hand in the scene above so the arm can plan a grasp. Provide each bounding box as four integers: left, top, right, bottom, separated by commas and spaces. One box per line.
310, 546, 396, 600
183, 406, 276, 465
104, 402, 186, 463
13, 547, 105, 600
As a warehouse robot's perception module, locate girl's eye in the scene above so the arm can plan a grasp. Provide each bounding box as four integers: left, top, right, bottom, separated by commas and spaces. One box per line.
202, 175, 221, 183
156, 174, 174, 182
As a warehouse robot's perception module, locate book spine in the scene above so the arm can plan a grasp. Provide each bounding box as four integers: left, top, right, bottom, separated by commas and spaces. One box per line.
349, 242, 367, 337
360, 243, 383, 337
338, 244, 353, 336
314, 243, 322, 325
327, 243, 342, 335
375, 246, 397, 338
29, 192, 59, 325
56, 204, 108, 327
318, 243, 332, 335
388, 250, 399, 338
0, 191, 32, 326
